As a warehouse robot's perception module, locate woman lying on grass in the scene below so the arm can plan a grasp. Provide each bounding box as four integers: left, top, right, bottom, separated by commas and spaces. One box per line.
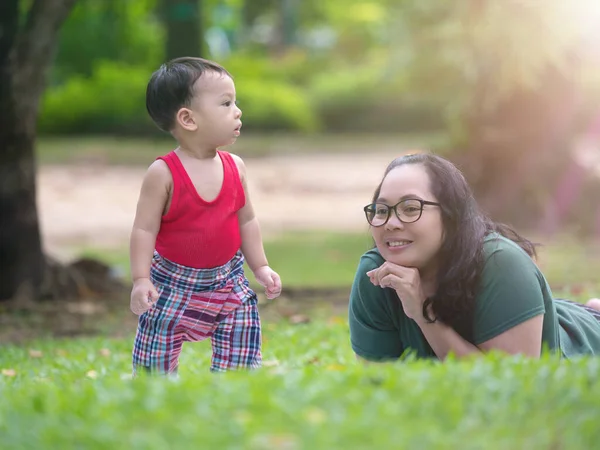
349, 152, 600, 361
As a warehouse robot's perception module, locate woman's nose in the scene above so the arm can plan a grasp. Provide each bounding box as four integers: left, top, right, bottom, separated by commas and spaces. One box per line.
384, 212, 404, 230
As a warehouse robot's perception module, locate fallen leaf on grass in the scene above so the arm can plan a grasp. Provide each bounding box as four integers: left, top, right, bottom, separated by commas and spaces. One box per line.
66, 301, 102, 315
327, 316, 345, 326
99, 348, 111, 357
289, 314, 310, 325
569, 285, 584, 297
1, 369, 16, 377
251, 433, 298, 450
28, 350, 43, 358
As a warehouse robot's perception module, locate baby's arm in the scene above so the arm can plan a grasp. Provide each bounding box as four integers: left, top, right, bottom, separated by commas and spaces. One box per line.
232, 154, 282, 299
129, 160, 171, 314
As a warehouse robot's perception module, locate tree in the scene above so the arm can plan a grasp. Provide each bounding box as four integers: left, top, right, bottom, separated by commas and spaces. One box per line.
161, 0, 203, 60
383, 0, 594, 229
0, 0, 78, 302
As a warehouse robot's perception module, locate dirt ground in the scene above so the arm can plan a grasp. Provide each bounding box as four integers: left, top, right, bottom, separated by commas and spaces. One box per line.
38, 136, 600, 257
37, 151, 403, 257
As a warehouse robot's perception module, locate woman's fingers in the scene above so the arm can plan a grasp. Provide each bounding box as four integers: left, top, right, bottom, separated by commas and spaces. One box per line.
379, 273, 401, 289
367, 262, 417, 286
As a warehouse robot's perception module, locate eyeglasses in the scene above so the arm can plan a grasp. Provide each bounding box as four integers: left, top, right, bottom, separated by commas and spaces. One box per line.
363, 199, 441, 227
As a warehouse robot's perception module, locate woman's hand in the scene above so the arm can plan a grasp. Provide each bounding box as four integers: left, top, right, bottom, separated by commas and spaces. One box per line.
366, 262, 428, 321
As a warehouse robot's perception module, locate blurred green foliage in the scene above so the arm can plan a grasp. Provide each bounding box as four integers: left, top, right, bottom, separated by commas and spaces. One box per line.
41, 0, 600, 135
41, 62, 152, 134
36, 0, 600, 234
51, 0, 163, 80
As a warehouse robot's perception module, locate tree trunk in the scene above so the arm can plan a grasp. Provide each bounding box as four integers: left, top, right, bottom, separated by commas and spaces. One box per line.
161, 0, 203, 60
0, 0, 78, 302
270, 0, 297, 56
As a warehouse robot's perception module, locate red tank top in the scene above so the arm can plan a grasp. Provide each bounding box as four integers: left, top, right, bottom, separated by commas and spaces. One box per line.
155, 150, 245, 268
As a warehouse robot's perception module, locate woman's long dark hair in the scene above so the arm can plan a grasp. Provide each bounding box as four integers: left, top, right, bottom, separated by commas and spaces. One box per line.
371, 153, 537, 342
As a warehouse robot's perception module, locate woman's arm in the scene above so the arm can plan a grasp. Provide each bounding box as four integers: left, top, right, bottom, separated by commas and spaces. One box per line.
349, 255, 405, 361
414, 318, 480, 359
477, 315, 544, 356
368, 259, 545, 360
414, 314, 543, 360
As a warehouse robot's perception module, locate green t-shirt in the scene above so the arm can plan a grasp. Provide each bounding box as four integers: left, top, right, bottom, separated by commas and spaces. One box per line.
348, 234, 600, 360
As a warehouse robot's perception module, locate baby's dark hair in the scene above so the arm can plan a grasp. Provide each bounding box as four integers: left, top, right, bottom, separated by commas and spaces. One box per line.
146, 57, 232, 132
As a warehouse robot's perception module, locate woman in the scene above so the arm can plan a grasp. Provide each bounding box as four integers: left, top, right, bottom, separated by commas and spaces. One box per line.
348, 152, 600, 361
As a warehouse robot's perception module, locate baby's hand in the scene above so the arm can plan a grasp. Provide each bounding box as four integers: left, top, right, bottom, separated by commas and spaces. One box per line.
130, 278, 159, 315
253, 266, 282, 300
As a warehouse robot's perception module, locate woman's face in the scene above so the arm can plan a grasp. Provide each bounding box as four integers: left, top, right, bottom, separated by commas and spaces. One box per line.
370, 164, 444, 273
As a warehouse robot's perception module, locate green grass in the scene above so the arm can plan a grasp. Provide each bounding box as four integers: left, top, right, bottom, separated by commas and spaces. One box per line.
3, 232, 599, 448
1, 319, 599, 449
249, 232, 374, 288
36, 132, 448, 165
535, 233, 600, 297
80, 231, 600, 297
81, 231, 375, 289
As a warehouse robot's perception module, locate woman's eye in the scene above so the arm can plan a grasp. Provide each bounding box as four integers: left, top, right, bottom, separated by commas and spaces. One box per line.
401, 207, 422, 217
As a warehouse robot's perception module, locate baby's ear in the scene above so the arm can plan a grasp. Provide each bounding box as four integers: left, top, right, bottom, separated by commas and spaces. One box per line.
176, 107, 198, 131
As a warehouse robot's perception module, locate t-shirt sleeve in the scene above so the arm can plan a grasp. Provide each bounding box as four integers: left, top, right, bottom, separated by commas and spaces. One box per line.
473, 242, 546, 345
348, 253, 404, 361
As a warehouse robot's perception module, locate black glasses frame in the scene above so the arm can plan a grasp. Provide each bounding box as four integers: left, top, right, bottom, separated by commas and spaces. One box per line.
363, 199, 441, 227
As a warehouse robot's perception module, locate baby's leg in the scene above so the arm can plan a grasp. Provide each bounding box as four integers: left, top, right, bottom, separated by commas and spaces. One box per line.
132, 285, 188, 376
586, 298, 600, 312
210, 295, 262, 372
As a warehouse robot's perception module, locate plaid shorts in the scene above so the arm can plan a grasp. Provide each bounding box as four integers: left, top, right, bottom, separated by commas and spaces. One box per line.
132, 250, 262, 375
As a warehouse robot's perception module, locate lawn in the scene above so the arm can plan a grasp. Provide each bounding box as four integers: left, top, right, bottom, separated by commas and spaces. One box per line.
1, 319, 599, 449
80, 231, 374, 289
2, 232, 600, 448
80, 230, 600, 297
5, 163, 600, 449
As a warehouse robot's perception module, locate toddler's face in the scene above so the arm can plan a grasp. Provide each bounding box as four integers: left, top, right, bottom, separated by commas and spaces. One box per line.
186, 71, 243, 147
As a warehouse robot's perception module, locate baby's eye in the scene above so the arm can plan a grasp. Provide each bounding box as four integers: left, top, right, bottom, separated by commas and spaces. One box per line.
223, 101, 232, 107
